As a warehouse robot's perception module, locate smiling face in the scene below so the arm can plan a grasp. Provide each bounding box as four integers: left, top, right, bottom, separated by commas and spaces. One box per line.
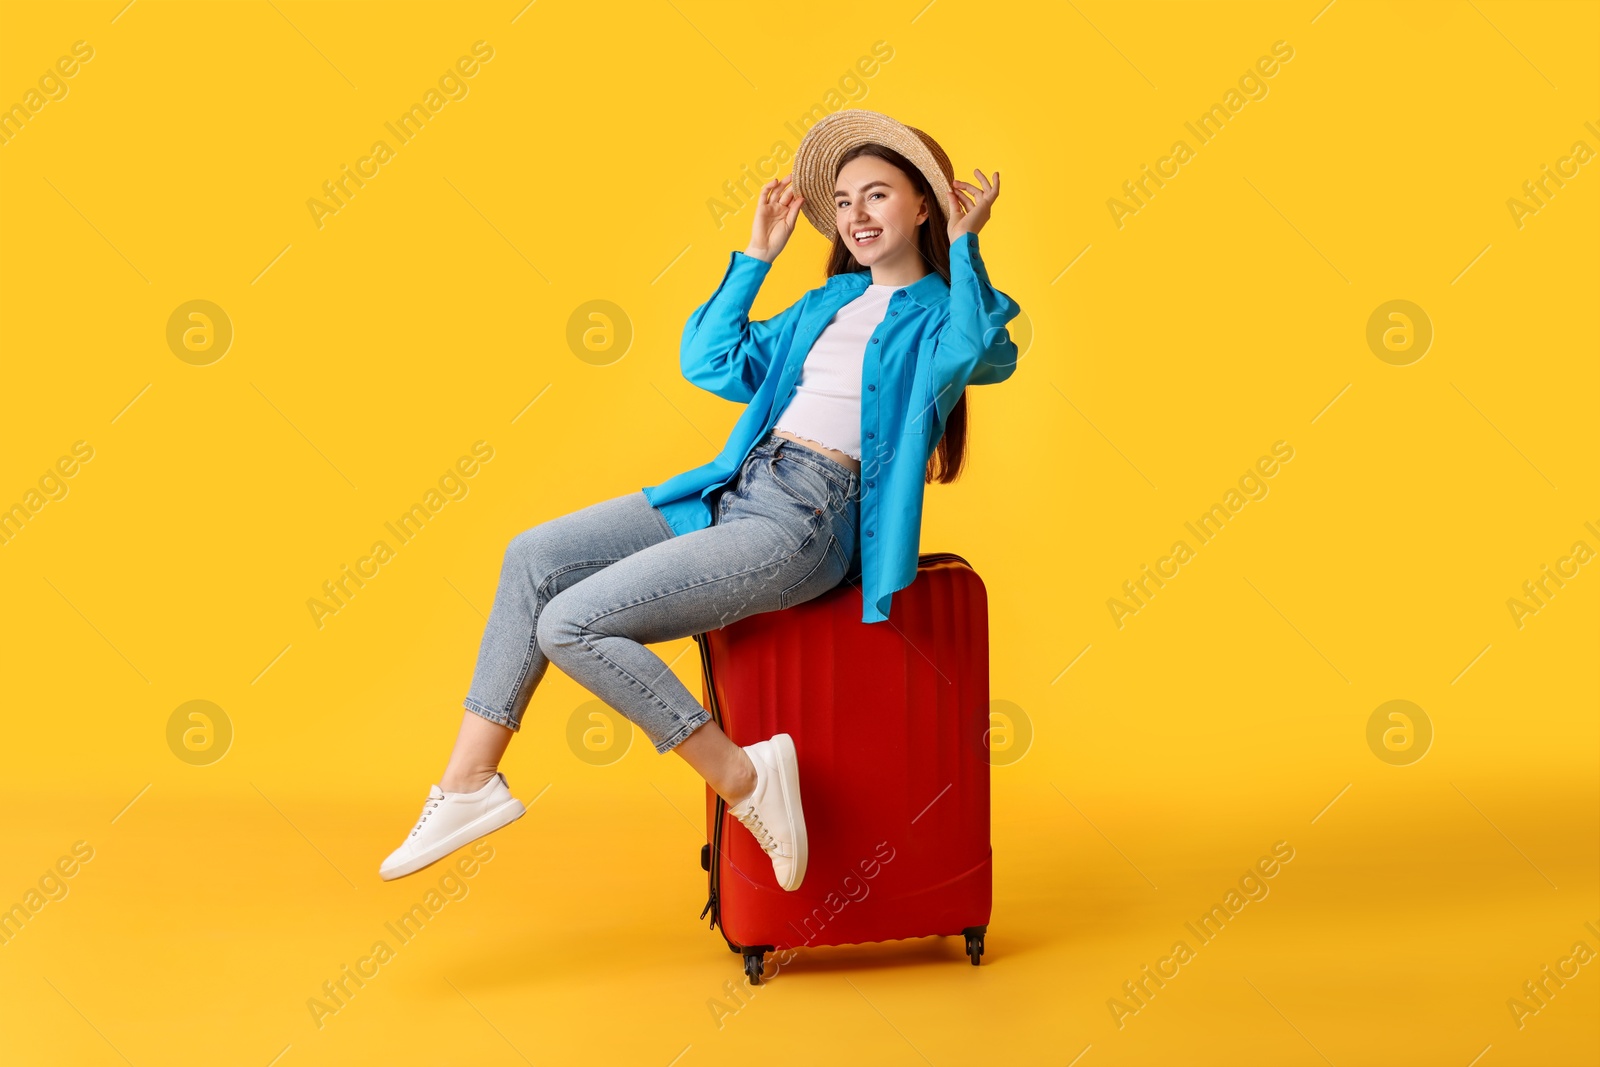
833, 153, 930, 278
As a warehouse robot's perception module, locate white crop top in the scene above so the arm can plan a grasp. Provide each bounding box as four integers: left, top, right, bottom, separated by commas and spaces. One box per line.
772, 283, 903, 460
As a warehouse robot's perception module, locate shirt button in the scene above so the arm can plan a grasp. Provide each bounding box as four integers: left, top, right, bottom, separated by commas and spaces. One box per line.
871, 338, 879, 344
867, 431, 875, 439
868, 384, 875, 391
866, 530, 874, 537
866, 480, 874, 487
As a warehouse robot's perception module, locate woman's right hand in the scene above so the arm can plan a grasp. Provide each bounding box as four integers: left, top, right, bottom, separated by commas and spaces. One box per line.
743, 176, 804, 263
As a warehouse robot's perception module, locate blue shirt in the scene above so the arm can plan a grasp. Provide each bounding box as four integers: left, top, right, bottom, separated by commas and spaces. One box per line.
641, 231, 1021, 624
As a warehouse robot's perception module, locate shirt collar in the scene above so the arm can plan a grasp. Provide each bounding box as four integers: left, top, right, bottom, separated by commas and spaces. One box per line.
827, 265, 949, 309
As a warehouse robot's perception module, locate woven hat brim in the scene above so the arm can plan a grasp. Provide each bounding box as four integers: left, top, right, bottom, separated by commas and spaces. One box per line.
790, 109, 955, 241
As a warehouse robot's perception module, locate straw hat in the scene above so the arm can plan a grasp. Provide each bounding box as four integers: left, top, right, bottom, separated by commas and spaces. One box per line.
790, 109, 955, 240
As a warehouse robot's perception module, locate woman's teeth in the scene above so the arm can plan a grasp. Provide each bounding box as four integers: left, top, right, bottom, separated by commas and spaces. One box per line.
853, 229, 882, 246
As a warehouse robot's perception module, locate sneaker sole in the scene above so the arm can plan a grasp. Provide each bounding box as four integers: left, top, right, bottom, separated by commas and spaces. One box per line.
379, 797, 526, 881
771, 734, 808, 890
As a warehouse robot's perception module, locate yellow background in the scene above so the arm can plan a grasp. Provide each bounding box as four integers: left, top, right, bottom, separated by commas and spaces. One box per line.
1, 0, 1596, 1064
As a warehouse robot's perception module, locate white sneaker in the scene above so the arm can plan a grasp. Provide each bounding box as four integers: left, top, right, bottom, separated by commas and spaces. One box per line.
727, 733, 808, 891
380, 772, 526, 881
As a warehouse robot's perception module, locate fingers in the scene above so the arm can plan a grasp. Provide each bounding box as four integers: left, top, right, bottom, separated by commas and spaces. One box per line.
765, 175, 797, 205
954, 171, 999, 201
951, 182, 981, 206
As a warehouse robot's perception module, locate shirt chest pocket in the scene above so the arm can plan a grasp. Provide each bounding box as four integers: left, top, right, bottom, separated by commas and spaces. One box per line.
905, 355, 935, 435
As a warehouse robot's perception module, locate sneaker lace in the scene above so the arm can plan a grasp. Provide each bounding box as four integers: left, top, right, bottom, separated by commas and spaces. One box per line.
732, 805, 781, 856
410, 797, 441, 837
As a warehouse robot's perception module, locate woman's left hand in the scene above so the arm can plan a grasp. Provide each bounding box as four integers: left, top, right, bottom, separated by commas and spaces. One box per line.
947, 168, 999, 241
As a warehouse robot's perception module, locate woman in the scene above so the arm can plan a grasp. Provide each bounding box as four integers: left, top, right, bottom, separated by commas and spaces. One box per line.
380, 109, 1021, 894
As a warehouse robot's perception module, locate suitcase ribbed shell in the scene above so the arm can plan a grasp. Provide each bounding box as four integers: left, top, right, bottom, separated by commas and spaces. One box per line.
695, 552, 992, 962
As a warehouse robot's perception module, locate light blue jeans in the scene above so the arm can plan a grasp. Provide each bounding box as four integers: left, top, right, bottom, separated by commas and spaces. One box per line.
463, 431, 862, 753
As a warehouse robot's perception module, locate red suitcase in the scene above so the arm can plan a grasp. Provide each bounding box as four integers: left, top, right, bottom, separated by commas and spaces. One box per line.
692, 551, 992, 983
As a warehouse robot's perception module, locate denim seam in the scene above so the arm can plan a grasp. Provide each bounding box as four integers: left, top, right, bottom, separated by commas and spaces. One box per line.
826, 533, 850, 577
832, 489, 860, 538
649, 503, 676, 540
566, 627, 703, 746
463, 695, 516, 729
781, 534, 838, 608
773, 446, 852, 498
656, 709, 713, 753
535, 559, 621, 603
503, 632, 539, 724
788, 457, 851, 497
577, 520, 821, 633
716, 493, 825, 576
488, 558, 618, 727
773, 458, 858, 555
590, 517, 821, 617
788, 458, 859, 523
767, 457, 838, 522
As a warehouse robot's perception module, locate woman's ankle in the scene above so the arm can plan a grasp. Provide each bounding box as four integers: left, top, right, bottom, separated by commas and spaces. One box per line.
719, 757, 758, 807
440, 768, 498, 794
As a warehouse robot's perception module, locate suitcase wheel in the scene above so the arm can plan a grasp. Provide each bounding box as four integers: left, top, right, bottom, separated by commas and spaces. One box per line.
743, 951, 766, 985
962, 925, 987, 966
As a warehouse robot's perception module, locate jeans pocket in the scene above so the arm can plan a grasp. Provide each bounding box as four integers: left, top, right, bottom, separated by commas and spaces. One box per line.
780, 535, 845, 610
768, 454, 845, 515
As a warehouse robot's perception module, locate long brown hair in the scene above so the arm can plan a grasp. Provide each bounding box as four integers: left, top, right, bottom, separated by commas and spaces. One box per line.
822, 143, 967, 485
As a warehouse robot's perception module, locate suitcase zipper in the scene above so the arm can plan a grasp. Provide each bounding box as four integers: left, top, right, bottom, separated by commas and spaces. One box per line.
916, 551, 971, 567
693, 632, 733, 943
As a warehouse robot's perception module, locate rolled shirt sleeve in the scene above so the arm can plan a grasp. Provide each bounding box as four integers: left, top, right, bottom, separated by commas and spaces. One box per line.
932, 232, 1022, 422
680, 251, 798, 404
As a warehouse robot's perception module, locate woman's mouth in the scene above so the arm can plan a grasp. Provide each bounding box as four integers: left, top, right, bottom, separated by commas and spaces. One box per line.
852, 228, 883, 247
